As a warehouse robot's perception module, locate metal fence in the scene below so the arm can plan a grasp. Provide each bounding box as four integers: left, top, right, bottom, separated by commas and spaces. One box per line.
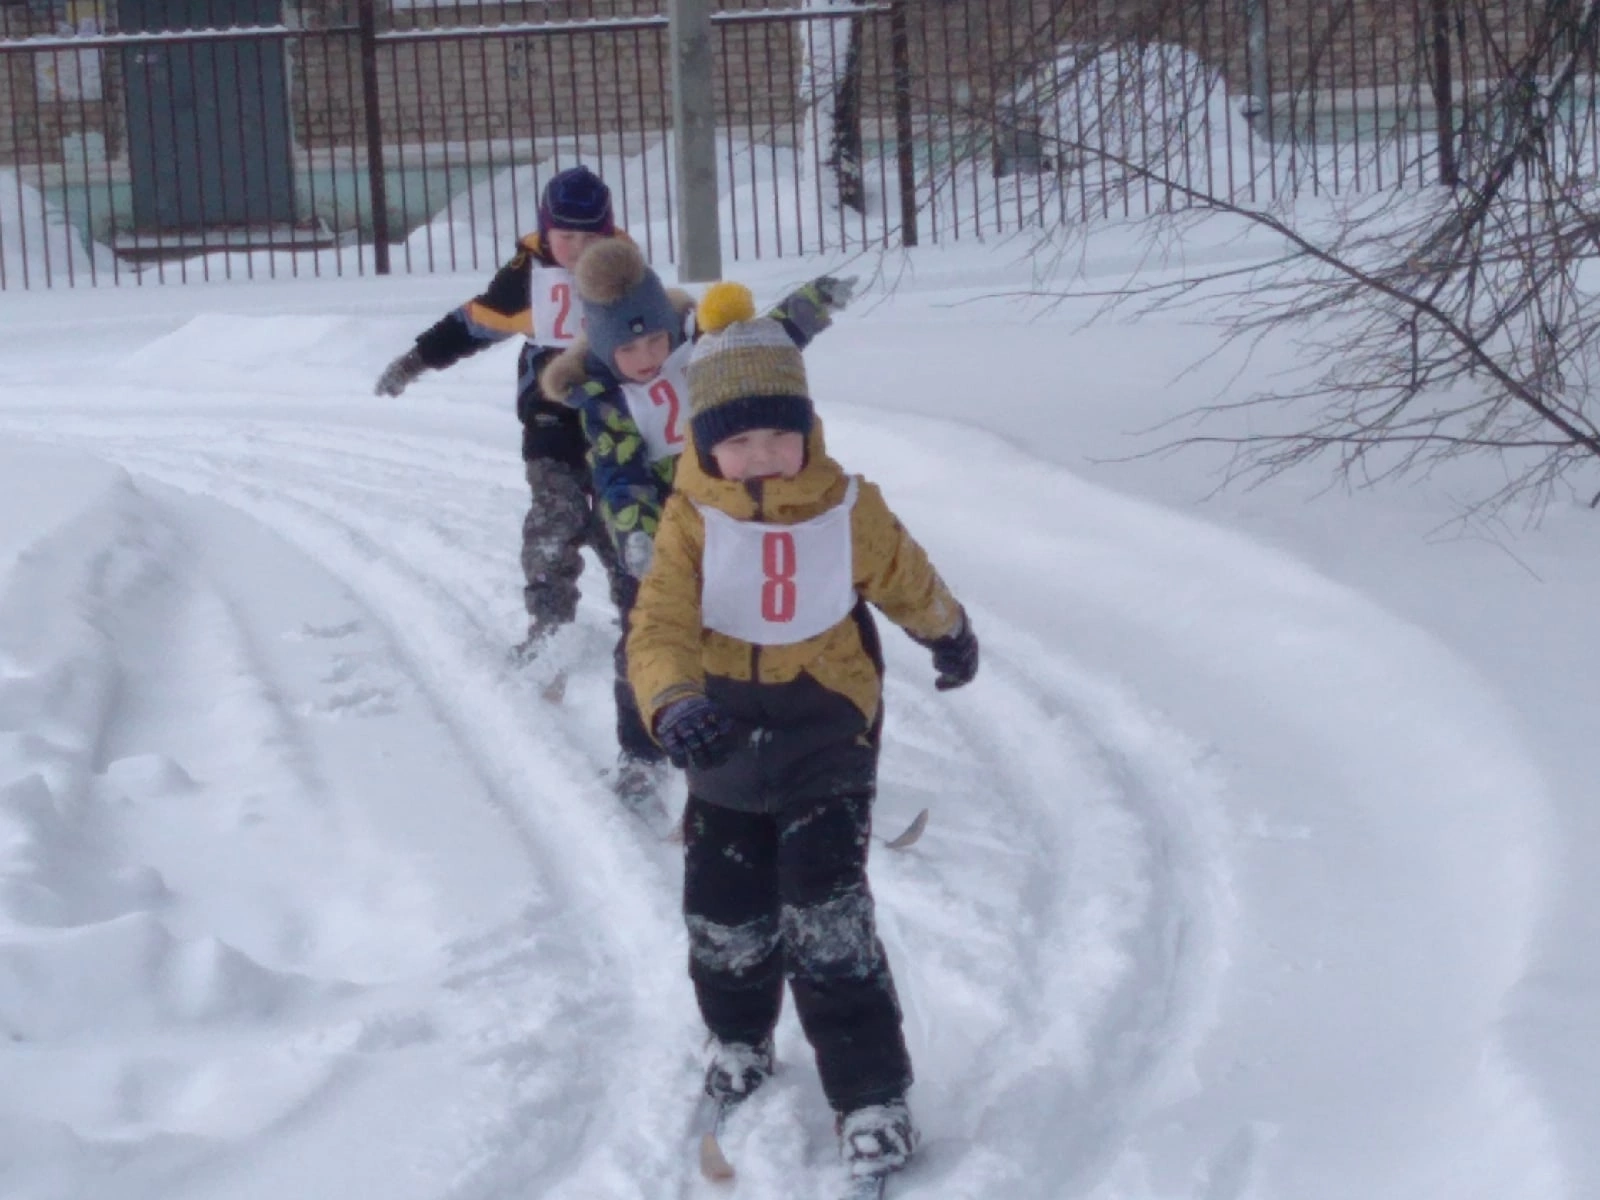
0, 0, 1593, 289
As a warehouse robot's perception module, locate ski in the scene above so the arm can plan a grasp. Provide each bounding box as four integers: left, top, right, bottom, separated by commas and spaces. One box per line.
695, 1085, 901, 1198
879, 807, 929, 851
507, 644, 568, 703
610, 757, 676, 837
693, 1091, 742, 1182
699, 1128, 735, 1182
616, 786, 671, 833
538, 669, 568, 704
839, 1175, 889, 1200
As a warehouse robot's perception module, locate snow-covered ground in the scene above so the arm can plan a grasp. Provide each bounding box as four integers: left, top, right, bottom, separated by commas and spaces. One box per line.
1, 222, 1595, 1200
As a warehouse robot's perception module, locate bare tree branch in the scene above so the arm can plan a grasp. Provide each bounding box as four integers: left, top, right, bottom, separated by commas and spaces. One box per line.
885, 0, 1600, 515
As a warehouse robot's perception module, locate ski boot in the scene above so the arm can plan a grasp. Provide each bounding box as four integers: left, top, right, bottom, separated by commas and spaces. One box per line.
838, 1098, 918, 1178
508, 622, 551, 667
695, 1036, 775, 1182
613, 752, 671, 822
704, 1035, 774, 1103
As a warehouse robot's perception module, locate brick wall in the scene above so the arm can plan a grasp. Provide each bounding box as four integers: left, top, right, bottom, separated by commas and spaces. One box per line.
293, 0, 800, 150
1197, 0, 1536, 96
0, 0, 1564, 168
1, 3, 121, 165
859, 0, 1537, 121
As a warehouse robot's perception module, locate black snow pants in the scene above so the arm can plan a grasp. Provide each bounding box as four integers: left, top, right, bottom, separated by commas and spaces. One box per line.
682, 790, 913, 1113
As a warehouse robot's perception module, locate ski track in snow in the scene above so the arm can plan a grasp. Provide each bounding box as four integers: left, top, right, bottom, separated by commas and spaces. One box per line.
0, 415, 696, 1199
0, 311, 1558, 1200
0, 402, 1234, 1200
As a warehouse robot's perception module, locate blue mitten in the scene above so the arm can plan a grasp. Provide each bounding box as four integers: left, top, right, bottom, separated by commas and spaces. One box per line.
655, 694, 736, 769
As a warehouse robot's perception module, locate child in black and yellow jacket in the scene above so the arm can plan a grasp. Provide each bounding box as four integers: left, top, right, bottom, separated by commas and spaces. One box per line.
372, 165, 624, 659
625, 286, 980, 1184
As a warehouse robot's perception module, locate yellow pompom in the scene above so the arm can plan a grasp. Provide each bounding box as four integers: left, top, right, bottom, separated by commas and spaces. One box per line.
696, 281, 757, 334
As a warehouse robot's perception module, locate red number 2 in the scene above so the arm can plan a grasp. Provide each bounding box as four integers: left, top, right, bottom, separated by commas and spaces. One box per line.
761, 532, 797, 622
551, 282, 574, 340
648, 379, 685, 444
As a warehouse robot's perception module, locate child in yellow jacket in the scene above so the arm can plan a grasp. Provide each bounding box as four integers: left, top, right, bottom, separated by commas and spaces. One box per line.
626, 285, 979, 1182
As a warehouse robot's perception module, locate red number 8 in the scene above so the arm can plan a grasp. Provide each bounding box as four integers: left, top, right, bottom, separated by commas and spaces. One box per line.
761, 532, 796, 622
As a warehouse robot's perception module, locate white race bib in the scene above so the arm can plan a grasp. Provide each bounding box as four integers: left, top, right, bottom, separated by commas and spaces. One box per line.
619, 340, 694, 465
528, 264, 581, 349
698, 477, 859, 646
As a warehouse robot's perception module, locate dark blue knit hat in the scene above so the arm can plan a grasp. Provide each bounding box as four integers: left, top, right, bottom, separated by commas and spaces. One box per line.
538, 165, 615, 237
573, 239, 682, 373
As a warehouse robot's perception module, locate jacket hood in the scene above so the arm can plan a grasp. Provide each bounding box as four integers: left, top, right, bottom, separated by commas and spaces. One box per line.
673, 418, 849, 522
539, 287, 696, 404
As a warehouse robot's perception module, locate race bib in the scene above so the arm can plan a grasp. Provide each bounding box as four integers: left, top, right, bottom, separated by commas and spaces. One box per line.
698, 478, 859, 645
619, 340, 694, 465
528, 265, 580, 348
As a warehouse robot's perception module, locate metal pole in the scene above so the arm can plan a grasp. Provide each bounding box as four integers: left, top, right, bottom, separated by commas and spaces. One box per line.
1244, 0, 1269, 137
670, 0, 722, 281
357, 0, 391, 274
1429, 0, 1458, 186
890, 0, 917, 246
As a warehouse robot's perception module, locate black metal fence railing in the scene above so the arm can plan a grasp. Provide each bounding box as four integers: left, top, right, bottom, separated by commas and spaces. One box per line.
1, 0, 1594, 289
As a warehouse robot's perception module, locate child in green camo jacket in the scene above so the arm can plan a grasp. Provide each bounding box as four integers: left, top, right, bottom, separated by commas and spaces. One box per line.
536, 241, 853, 811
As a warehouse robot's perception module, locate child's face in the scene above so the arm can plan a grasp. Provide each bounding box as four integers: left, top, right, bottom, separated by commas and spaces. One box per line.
614, 330, 672, 382
548, 229, 604, 270
710, 429, 806, 481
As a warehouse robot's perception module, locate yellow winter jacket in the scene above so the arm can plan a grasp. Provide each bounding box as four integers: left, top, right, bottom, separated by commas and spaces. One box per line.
628, 419, 964, 734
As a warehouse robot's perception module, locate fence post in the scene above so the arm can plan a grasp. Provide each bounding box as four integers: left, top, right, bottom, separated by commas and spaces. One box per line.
1243, 0, 1270, 136
670, 0, 722, 281
357, 0, 391, 274
890, 0, 917, 247
1428, 0, 1458, 186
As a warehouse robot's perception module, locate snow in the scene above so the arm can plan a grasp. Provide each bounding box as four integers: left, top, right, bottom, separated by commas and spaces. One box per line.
0, 169, 117, 289
2, 198, 1597, 1200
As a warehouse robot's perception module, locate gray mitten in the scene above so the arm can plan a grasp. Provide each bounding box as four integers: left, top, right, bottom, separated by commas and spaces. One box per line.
810, 273, 858, 313
779, 274, 859, 345
622, 530, 655, 579
374, 347, 427, 397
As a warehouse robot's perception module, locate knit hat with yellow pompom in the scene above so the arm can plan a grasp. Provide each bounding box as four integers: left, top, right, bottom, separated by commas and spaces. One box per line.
688, 281, 814, 453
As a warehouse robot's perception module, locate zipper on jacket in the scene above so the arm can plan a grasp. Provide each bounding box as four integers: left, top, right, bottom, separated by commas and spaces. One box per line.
747, 477, 765, 682
744, 478, 772, 808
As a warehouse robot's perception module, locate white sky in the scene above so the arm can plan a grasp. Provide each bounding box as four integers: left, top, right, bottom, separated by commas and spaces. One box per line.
1, 186, 1597, 1200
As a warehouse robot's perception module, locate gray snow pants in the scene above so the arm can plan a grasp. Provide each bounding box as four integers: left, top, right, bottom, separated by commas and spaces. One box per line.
520, 456, 610, 632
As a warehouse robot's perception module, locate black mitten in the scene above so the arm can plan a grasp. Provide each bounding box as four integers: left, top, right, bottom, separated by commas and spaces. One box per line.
920, 612, 979, 691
